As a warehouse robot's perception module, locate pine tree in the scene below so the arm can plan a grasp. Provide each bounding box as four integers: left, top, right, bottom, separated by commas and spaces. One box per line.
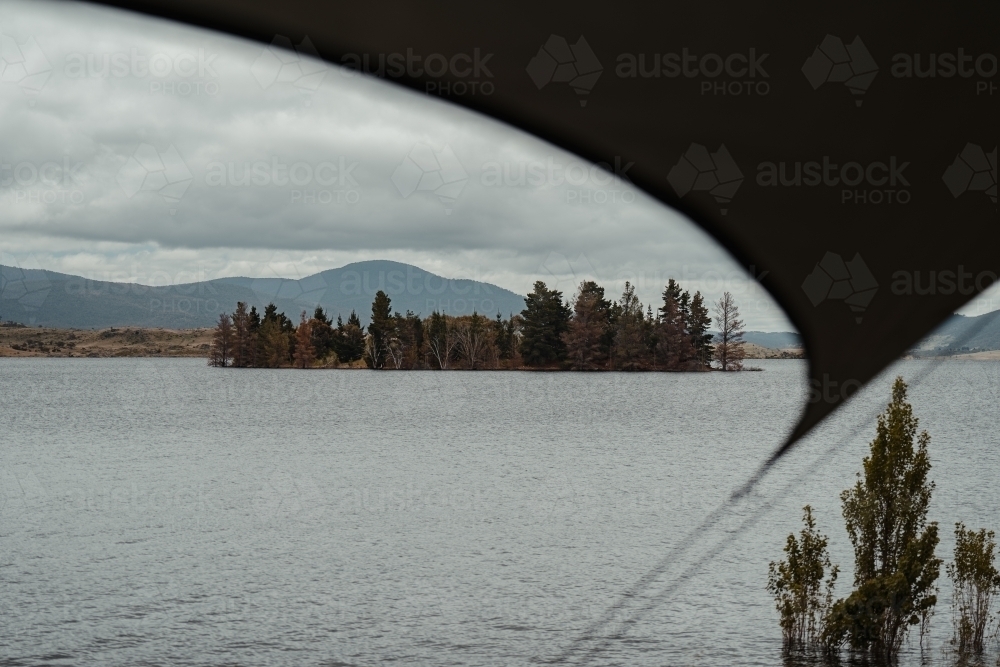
563, 282, 607, 370
333, 310, 365, 363
656, 287, 694, 370
519, 281, 571, 366
405, 311, 424, 368
247, 305, 261, 367
688, 291, 714, 367
612, 281, 647, 371
366, 291, 392, 369
310, 306, 335, 360
493, 312, 515, 364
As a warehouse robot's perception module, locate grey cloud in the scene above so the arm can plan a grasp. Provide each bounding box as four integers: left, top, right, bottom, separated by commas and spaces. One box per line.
0, 0, 794, 331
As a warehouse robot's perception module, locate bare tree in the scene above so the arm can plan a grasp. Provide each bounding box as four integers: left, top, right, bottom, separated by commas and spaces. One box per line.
425, 311, 455, 369
713, 291, 745, 371
386, 336, 406, 369
453, 313, 489, 370
427, 332, 456, 369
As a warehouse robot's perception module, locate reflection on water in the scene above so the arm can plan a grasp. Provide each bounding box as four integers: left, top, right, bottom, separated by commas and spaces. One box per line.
1, 358, 998, 666
782, 647, 995, 667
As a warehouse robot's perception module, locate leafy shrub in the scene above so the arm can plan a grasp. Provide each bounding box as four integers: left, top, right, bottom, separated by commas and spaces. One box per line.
948, 523, 1000, 654
767, 505, 839, 648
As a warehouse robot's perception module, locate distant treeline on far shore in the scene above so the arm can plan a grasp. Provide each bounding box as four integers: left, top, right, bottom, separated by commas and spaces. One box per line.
209, 279, 750, 371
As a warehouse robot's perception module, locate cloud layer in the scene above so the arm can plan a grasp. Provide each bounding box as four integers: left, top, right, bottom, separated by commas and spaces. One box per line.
0, 0, 795, 330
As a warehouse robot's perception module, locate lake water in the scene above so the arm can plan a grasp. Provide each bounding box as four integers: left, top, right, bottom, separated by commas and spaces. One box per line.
2, 358, 998, 666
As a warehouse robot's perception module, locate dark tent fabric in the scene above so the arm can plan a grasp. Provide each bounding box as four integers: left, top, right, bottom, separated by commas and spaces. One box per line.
93, 0, 998, 456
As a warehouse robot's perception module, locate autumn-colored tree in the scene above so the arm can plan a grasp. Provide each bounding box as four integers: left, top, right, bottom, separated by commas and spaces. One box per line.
823, 377, 941, 661
293, 311, 315, 368
567, 280, 612, 364
612, 281, 646, 371
254, 303, 291, 367
563, 282, 607, 370
209, 312, 234, 367
257, 316, 288, 367
231, 301, 253, 368
713, 291, 745, 371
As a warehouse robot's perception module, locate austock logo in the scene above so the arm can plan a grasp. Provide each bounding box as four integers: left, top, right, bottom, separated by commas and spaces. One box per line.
526, 35, 603, 106
116, 143, 193, 214
802, 35, 878, 106
891, 49, 997, 96
250, 35, 327, 93
1, 156, 86, 205
801, 252, 878, 324
666, 143, 743, 215
0, 29, 52, 97
391, 144, 468, 214
339, 48, 495, 98
942, 143, 997, 205
756, 156, 911, 205
615, 48, 770, 97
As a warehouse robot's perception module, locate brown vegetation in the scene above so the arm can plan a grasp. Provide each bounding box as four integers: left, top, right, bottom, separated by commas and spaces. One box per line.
0, 325, 212, 358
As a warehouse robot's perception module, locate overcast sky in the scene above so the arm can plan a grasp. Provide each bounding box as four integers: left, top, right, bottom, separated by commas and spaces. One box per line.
1, 1, 995, 330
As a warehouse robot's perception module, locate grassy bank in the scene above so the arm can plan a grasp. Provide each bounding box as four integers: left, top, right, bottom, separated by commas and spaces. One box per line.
0, 325, 212, 358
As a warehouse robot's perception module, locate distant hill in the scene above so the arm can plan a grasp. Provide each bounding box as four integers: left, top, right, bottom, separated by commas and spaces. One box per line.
718, 314, 1000, 354
710, 330, 802, 348
740, 331, 802, 349
5, 258, 998, 352
912, 310, 1000, 354
0, 260, 526, 329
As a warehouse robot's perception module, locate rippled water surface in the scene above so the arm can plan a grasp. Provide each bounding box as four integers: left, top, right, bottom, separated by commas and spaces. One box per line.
2, 358, 999, 666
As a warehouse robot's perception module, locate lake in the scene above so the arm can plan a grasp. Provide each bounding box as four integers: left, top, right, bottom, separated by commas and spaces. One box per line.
2, 358, 998, 666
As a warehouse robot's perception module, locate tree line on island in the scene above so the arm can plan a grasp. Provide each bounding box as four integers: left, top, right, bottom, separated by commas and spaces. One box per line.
209, 279, 748, 371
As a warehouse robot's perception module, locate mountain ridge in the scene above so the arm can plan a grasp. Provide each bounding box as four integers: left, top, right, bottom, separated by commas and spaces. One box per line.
0, 260, 526, 329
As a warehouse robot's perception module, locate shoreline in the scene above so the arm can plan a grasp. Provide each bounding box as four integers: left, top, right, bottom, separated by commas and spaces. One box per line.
1, 325, 806, 364
8, 326, 996, 363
